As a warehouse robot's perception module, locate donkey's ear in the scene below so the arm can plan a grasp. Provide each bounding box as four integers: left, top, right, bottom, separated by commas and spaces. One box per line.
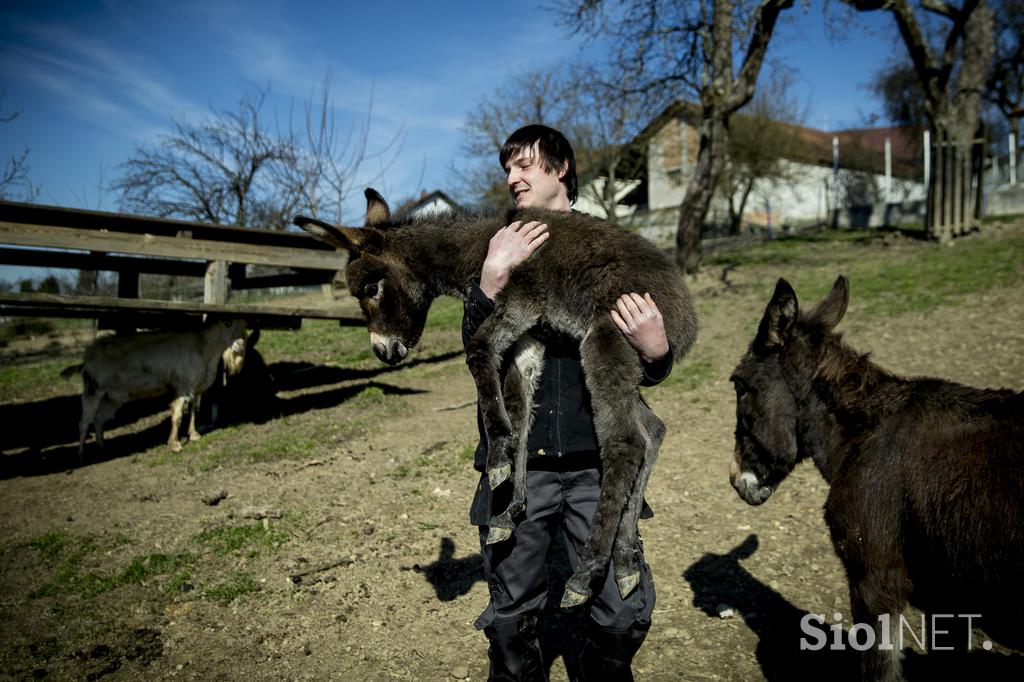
293, 215, 382, 255
806, 275, 849, 332
364, 188, 391, 227
754, 278, 798, 353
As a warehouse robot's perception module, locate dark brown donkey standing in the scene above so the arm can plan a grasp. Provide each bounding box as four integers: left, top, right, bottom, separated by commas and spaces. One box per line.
296, 188, 697, 607
730, 275, 1024, 680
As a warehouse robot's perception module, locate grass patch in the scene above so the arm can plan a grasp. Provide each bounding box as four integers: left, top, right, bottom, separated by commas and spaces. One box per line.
19, 530, 194, 600
258, 319, 370, 365
205, 571, 261, 604
196, 521, 290, 558
711, 227, 1024, 318
190, 420, 345, 471
0, 359, 78, 402
389, 441, 477, 480
659, 358, 715, 392
424, 296, 464, 331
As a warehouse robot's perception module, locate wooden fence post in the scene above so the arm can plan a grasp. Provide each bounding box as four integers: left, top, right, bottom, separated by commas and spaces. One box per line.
204, 260, 228, 305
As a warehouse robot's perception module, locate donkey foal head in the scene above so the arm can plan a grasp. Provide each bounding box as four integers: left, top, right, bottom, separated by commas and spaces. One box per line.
729, 276, 849, 505
294, 189, 432, 365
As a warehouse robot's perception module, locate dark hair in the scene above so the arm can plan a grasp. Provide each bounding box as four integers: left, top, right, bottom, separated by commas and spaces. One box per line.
499, 124, 578, 204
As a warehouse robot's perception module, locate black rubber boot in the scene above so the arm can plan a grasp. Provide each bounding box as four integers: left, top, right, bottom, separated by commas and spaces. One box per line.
576, 619, 651, 682
484, 614, 548, 682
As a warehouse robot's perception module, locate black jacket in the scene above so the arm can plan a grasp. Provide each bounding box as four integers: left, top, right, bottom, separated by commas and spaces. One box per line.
462, 281, 673, 473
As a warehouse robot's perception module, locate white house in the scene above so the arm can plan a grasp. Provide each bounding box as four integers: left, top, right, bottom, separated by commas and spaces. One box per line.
396, 190, 460, 220
645, 101, 927, 230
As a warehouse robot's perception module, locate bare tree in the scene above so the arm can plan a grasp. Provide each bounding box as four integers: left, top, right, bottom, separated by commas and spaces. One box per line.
285, 71, 404, 223
870, 59, 929, 129
562, 0, 795, 273
846, 0, 996, 240
987, 0, 1024, 148
0, 91, 39, 202
720, 68, 808, 233
115, 79, 403, 229
570, 63, 660, 221
115, 88, 298, 228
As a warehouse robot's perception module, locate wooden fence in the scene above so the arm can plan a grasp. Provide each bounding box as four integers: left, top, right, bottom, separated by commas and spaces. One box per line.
0, 200, 362, 330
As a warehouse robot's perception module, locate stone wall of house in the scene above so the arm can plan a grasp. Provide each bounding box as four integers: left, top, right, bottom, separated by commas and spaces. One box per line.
986, 184, 1024, 217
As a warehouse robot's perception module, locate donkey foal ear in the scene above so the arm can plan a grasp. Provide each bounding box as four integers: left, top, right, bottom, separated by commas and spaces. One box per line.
755, 278, 798, 353
364, 188, 392, 227
293, 215, 382, 255
806, 275, 849, 332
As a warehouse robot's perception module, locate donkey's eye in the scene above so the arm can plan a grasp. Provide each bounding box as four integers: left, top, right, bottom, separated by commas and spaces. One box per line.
363, 282, 379, 298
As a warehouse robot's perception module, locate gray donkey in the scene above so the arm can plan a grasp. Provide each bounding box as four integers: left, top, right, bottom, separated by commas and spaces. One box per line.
296, 189, 697, 606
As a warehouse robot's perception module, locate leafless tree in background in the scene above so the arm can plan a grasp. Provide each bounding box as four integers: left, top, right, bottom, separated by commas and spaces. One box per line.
284, 70, 404, 223
561, 0, 795, 273
987, 0, 1023, 150
846, 0, 995, 239
0, 91, 39, 202
720, 67, 808, 233
114, 76, 403, 229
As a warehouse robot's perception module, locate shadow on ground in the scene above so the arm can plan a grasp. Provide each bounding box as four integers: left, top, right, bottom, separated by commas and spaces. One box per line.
405, 530, 587, 678
684, 534, 1024, 680
683, 534, 856, 681
0, 349, 461, 478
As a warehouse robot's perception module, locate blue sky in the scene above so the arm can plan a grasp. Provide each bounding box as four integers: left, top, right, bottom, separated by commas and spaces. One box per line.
0, 0, 898, 280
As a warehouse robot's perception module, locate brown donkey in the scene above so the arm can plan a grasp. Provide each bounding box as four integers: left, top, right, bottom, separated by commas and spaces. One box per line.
296, 189, 696, 606
730, 276, 1024, 680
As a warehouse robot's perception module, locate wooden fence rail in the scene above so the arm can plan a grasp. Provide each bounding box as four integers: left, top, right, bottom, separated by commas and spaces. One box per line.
0, 200, 361, 330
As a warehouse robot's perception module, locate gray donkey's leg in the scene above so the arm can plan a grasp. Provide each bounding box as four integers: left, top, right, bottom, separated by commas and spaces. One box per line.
465, 303, 540, 516
563, 318, 647, 607
486, 335, 544, 544
610, 401, 665, 598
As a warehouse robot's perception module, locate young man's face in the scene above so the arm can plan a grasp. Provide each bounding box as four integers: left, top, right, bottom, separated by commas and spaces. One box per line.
505, 142, 568, 210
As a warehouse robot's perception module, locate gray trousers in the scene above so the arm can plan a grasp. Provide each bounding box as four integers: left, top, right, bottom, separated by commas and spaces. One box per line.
472, 464, 655, 632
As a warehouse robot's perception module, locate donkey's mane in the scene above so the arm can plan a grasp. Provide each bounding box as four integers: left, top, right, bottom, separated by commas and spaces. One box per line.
383, 206, 507, 230
802, 321, 902, 423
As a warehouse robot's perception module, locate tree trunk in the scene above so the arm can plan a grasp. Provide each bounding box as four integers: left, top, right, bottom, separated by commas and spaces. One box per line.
673, 0, 792, 273
676, 115, 727, 274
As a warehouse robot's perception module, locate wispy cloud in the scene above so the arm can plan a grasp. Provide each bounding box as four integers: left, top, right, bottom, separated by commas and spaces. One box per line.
0, 18, 202, 139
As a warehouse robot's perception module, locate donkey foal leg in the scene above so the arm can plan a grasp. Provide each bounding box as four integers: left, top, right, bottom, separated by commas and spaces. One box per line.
562, 320, 647, 607
486, 338, 543, 545
465, 306, 538, 490
561, 438, 644, 607
187, 393, 202, 442
849, 565, 908, 681
611, 406, 666, 599
78, 392, 102, 459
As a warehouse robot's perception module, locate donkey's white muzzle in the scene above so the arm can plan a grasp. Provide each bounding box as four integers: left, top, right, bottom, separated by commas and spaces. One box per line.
370, 332, 407, 365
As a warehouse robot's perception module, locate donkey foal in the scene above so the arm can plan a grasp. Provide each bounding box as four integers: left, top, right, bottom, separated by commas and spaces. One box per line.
296, 189, 697, 606
730, 276, 1024, 680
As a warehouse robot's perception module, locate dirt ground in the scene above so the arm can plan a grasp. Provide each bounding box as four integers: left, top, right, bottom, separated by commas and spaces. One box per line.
1, 225, 1023, 681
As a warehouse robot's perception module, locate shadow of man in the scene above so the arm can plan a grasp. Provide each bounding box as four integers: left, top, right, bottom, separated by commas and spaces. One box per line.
408, 537, 484, 602
683, 534, 856, 681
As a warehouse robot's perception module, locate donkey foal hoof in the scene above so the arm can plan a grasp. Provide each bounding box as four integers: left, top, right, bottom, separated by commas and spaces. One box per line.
486, 526, 513, 545
488, 464, 511, 489
560, 588, 590, 608
615, 571, 640, 599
